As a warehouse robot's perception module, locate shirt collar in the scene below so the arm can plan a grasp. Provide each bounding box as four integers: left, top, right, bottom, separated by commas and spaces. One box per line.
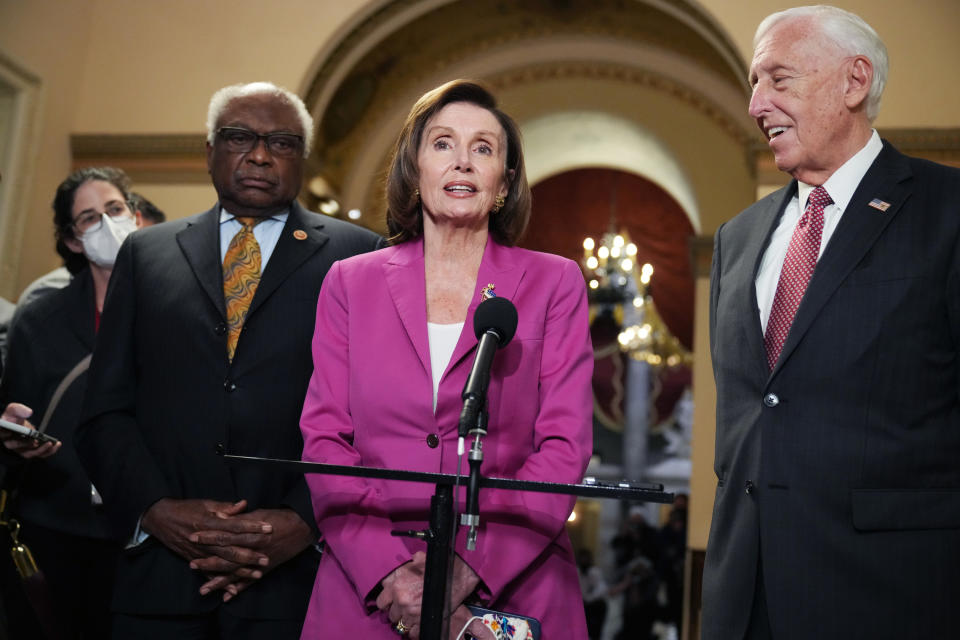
218, 207, 290, 224
797, 129, 882, 212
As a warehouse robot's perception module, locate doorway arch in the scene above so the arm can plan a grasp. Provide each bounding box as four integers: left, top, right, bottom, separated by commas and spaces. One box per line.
298, 0, 759, 234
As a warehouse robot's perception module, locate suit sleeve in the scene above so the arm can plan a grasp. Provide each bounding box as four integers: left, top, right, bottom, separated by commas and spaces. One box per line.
456, 258, 593, 601
949, 225, 960, 402
75, 236, 171, 533
0, 304, 46, 470
300, 261, 412, 605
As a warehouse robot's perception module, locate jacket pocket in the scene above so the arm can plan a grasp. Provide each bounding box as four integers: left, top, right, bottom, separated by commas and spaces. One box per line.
851, 488, 960, 531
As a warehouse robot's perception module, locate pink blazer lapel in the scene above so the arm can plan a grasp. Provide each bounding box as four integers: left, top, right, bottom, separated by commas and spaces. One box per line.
382, 239, 432, 379
446, 239, 525, 378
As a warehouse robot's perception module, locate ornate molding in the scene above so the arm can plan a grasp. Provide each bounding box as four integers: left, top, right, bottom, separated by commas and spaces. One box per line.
881, 127, 960, 151
488, 62, 755, 147
303, 0, 425, 111
71, 133, 209, 183
304, 0, 748, 120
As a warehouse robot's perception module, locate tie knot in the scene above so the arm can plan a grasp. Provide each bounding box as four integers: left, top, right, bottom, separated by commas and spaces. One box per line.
808, 186, 832, 209
234, 216, 262, 230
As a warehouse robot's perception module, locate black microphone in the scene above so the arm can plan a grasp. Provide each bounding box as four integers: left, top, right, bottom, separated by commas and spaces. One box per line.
458, 297, 518, 438
458, 296, 517, 551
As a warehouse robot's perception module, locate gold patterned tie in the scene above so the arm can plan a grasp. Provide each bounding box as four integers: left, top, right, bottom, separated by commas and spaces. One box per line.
223, 217, 263, 360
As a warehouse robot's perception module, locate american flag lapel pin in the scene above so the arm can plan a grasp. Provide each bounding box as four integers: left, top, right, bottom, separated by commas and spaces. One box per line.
868, 198, 891, 212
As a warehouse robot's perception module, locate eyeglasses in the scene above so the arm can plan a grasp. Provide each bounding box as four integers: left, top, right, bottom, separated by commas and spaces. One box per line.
216, 127, 304, 158
71, 201, 132, 235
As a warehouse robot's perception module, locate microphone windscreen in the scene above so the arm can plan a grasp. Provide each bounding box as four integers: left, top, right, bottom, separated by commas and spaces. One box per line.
473, 297, 518, 346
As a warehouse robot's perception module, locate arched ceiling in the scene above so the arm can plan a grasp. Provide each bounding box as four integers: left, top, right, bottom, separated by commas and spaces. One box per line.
523, 110, 701, 231
299, 0, 758, 233
303, 0, 750, 132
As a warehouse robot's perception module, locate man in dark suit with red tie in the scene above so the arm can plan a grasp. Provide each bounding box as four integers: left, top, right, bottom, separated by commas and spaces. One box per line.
704, 6, 960, 639
76, 82, 383, 639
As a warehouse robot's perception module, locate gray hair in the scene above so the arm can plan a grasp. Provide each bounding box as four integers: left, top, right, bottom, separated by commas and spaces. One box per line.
205, 82, 315, 157
755, 5, 888, 122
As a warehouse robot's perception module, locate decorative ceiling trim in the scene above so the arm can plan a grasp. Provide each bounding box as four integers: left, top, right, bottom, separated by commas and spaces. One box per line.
487, 62, 755, 147
303, 0, 750, 118
71, 133, 210, 183
72, 133, 204, 156
301, 0, 430, 114
309, 0, 754, 166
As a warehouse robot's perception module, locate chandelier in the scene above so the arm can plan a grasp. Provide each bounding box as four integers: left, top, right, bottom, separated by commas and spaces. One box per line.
582, 230, 691, 368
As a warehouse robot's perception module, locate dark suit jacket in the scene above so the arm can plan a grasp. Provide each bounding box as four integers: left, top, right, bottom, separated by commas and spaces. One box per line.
704, 142, 960, 640
0, 268, 112, 540
76, 202, 383, 619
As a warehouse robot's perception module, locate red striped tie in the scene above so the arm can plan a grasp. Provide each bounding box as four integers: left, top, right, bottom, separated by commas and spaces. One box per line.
764, 186, 832, 370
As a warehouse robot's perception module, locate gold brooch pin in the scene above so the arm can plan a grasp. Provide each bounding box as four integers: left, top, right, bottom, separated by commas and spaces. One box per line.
480, 283, 496, 301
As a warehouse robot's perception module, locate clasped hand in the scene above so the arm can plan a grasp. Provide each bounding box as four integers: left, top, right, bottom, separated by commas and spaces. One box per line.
141, 497, 314, 601
375, 552, 494, 640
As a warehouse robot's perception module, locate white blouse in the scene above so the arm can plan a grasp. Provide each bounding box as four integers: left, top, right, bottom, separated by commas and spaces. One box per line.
426, 321, 464, 412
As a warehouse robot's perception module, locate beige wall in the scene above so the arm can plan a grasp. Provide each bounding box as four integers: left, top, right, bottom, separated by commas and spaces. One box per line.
699, 0, 960, 129
2, 0, 958, 297
0, 0, 95, 297
72, 0, 364, 133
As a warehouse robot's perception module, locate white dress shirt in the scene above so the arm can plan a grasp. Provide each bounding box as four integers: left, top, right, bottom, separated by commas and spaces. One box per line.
756, 130, 883, 333
219, 208, 289, 268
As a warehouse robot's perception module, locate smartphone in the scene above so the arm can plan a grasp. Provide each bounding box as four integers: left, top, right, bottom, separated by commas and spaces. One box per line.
0, 418, 61, 446
466, 605, 541, 640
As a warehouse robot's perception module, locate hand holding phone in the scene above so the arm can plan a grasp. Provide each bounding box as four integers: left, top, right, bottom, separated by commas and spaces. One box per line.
465, 605, 541, 640
0, 417, 62, 456
0, 417, 61, 445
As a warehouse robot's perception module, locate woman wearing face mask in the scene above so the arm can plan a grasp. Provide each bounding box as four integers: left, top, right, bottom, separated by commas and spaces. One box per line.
0, 166, 141, 639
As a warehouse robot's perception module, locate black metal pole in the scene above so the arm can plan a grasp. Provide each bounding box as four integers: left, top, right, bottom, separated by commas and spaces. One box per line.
222, 454, 673, 638
420, 483, 454, 640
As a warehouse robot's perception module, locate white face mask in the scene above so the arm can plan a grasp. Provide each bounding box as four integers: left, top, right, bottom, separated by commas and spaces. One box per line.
81, 214, 138, 268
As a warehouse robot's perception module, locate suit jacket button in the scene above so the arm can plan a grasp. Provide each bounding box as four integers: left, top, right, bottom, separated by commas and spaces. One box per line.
224, 379, 236, 392
745, 481, 755, 495
763, 393, 779, 408
215, 322, 227, 336
426, 434, 440, 448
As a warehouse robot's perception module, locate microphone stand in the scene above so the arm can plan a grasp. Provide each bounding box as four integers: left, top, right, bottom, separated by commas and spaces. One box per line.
462, 402, 487, 550
222, 452, 672, 640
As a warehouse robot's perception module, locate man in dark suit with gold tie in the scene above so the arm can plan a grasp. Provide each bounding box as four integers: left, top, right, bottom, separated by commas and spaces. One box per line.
76, 82, 383, 639
705, 6, 960, 639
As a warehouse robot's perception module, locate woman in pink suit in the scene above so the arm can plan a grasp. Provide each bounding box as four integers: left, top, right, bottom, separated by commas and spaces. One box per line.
299, 80, 593, 639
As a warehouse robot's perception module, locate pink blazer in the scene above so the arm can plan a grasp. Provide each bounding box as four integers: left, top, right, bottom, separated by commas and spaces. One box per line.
299, 237, 593, 639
